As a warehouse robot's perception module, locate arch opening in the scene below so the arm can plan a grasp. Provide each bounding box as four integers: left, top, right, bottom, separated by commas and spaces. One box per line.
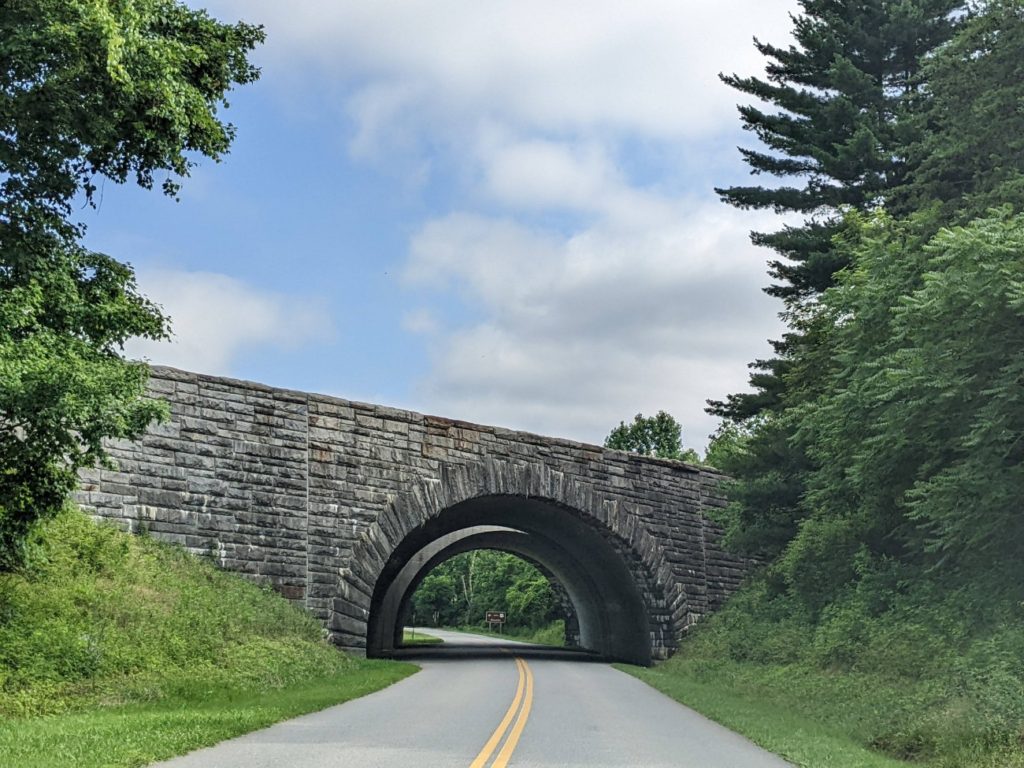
364, 495, 662, 665
401, 545, 579, 646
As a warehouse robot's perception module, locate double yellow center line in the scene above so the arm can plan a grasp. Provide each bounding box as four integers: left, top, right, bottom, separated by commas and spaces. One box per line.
469, 656, 535, 768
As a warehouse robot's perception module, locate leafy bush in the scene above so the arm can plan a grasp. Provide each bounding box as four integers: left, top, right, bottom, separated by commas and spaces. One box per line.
663, 572, 1024, 766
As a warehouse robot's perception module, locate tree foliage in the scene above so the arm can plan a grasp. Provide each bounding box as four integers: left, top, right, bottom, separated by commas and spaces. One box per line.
604, 411, 698, 462
784, 211, 1024, 602
717, 0, 962, 302
410, 550, 562, 631
896, 0, 1024, 222
714, 209, 1024, 608
1, 0, 263, 217
0, 254, 168, 568
711, 0, 1024, 612
701, 420, 753, 471
0, 0, 263, 568
708, 3, 966, 556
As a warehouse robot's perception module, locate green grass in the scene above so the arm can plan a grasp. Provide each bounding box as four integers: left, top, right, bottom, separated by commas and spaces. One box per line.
401, 629, 443, 645
0, 660, 413, 768
0, 508, 417, 766
621, 661, 916, 768
508, 620, 566, 647
619, 579, 1024, 768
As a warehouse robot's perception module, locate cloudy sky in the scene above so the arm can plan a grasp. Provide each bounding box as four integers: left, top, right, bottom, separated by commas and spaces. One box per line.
83, 1, 799, 451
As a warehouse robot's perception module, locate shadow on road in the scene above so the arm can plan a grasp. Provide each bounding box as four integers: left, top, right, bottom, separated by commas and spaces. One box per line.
392, 643, 606, 663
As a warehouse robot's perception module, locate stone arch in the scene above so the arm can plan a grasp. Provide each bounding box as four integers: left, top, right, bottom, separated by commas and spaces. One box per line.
367, 525, 582, 654
330, 456, 695, 664
77, 369, 751, 663
361, 497, 659, 664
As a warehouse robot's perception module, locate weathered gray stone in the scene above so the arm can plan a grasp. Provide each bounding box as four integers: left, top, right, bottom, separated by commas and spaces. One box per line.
76, 366, 750, 665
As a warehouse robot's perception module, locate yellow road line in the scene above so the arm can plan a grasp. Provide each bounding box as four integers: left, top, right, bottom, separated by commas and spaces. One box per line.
491, 657, 534, 768
469, 657, 527, 768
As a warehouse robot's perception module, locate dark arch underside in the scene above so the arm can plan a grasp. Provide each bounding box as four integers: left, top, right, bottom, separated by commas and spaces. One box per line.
362, 495, 667, 665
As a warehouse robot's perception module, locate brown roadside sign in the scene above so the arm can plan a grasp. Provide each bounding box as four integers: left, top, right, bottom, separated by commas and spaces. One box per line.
486, 610, 506, 623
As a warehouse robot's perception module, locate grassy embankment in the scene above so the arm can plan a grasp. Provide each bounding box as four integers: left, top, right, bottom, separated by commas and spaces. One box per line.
506, 620, 566, 646
621, 580, 1024, 768
0, 509, 416, 768
401, 629, 443, 646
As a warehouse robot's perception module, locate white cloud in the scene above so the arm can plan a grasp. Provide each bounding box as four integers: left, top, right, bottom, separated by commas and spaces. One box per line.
209, 0, 797, 144
197, 0, 802, 449
477, 134, 619, 214
124, 269, 332, 375
405, 199, 786, 450
474, 132, 690, 233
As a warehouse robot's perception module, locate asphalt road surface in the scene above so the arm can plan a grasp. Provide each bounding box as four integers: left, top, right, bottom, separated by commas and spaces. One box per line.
154, 629, 791, 767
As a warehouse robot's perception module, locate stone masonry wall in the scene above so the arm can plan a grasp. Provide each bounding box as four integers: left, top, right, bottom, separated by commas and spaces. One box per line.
76, 367, 748, 654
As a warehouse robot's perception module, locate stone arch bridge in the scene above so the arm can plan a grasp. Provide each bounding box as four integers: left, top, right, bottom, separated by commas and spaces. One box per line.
77, 368, 747, 665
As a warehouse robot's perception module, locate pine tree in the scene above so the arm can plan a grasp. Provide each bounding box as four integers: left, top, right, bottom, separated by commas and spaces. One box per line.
718, 0, 962, 302
895, 0, 1024, 221
708, 1, 963, 563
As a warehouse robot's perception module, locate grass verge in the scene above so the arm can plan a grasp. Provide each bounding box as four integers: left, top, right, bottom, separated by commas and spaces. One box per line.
618, 577, 1024, 768
0, 508, 417, 767
509, 620, 566, 646
401, 629, 443, 645
619, 661, 912, 768
0, 660, 413, 768
437, 620, 566, 647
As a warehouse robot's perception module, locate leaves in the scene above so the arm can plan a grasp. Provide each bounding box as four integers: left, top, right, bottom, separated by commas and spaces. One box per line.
410, 551, 561, 630
895, 0, 1024, 221
0, 0, 265, 218
0, 0, 262, 568
782, 210, 1024, 603
718, 0, 962, 301
604, 410, 698, 462
711, 1, 1024, 607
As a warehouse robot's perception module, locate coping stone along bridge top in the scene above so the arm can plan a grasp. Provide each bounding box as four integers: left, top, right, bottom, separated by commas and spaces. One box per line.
77, 366, 747, 663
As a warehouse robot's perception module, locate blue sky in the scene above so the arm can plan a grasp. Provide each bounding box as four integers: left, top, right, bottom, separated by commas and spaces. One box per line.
83, 0, 798, 451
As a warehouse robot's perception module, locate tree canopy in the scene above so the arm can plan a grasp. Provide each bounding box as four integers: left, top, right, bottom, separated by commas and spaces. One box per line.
1, 0, 263, 219
410, 550, 562, 631
717, 0, 962, 302
895, 0, 1024, 222
0, 0, 264, 568
782, 210, 1024, 605
709, 0, 1024, 607
604, 411, 699, 462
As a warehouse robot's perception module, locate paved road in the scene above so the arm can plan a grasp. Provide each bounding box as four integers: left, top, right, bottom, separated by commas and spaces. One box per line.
154, 629, 790, 767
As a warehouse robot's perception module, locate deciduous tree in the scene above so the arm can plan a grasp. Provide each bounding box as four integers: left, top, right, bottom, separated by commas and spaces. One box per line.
786, 210, 1024, 604
707, 0, 966, 566
0, 0, 263, 568
411, 551, 561, 631
604, 411, 698, 462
